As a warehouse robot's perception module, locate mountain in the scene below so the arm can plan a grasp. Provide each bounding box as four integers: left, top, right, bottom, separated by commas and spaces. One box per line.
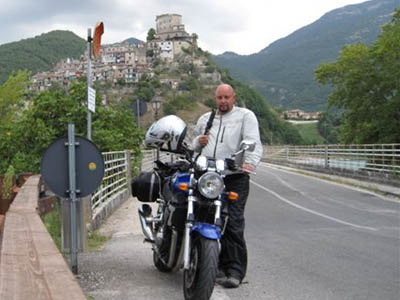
0, 30, 86, 84
122, 37, 144, 45
212, 0, 396, 111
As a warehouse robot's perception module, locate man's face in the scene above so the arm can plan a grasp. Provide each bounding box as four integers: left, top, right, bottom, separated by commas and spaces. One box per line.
215, 86, 235, 114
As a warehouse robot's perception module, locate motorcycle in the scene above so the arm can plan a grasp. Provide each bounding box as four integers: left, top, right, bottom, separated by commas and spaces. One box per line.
131, 115, 255, 300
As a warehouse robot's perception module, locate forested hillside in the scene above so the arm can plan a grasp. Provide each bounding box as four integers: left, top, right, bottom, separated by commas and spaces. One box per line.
0, 30, 86, 84
213, 0, 395, 111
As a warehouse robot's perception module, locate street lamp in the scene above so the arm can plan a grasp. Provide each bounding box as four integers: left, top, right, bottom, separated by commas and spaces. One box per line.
151, 95, 162, 120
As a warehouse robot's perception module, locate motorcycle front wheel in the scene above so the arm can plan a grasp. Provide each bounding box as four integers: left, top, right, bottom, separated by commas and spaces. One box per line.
183, 236, 219, 300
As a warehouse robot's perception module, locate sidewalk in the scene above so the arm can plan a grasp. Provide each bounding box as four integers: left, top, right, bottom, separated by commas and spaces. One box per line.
77, 199, 230, 300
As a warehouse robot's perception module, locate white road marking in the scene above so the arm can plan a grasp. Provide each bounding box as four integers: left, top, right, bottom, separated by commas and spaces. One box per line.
259, 162, 399, 203
250, 180, 378, 231
259, 167, 387, 213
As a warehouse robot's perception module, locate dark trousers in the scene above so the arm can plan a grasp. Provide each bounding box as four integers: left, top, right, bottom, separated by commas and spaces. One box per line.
219, 173, 250, 281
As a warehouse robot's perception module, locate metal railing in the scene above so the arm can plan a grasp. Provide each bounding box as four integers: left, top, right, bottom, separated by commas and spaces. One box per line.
90, 144, 399, 216
90, 149, 175, 219
91, 150, 132, 215
141, 149, 179, 172
264, 144, 400, 184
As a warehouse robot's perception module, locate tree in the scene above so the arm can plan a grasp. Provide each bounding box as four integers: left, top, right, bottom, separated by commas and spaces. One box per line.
0, 81, 143, 174
0, 71, 30, 173
147, 28, 156, 41
0, 71, 29, 125
315, 9, 400, 144
317, 111, 340, 144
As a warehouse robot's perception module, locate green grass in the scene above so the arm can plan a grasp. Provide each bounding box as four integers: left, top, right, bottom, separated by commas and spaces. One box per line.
87, 230, 110, 251
41, 201, 110, 252
41, 201, 62, 250
294, 122, 326, 145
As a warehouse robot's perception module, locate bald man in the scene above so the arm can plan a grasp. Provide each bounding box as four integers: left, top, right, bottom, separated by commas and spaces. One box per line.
192, 83, 263, 288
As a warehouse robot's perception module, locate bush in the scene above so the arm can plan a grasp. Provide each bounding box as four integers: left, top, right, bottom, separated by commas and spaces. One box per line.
0, 81, 143, 174
2, 165, 15, 200
204, 98, 216, 109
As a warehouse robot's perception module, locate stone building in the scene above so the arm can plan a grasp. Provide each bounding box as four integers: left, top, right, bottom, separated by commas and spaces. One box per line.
147, 13, 196, 62
155, 14, 190, 40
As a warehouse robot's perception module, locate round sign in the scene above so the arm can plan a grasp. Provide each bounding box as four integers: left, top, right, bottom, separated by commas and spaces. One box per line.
41, 136, 105, 198
132, 99, 147, 117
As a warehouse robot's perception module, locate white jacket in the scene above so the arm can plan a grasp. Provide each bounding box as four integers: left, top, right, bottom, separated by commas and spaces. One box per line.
192, 106, 263, 168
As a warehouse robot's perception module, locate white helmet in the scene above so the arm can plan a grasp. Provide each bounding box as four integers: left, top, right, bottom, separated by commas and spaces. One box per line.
145, 115, 187, 152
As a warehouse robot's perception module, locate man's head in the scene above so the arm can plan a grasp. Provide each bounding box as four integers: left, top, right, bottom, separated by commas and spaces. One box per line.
215, 84, 235, 114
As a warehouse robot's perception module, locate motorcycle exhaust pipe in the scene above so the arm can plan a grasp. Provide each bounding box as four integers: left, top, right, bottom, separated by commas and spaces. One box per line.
138, 204, 155, 243
167, 229, 178, 268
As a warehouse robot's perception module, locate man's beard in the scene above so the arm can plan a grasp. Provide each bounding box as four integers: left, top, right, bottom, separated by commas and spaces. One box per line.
219, 104, 229, 112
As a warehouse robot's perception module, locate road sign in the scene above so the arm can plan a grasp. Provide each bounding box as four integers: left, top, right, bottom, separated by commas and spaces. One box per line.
88, 86, 96, 113
93, 21, 104, 60
132, 99, 147, 116
41, 135, 104, 198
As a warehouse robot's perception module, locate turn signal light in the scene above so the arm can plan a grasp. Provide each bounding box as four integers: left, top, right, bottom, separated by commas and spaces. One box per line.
178, 183, 189, 191
228, 192, 239, 201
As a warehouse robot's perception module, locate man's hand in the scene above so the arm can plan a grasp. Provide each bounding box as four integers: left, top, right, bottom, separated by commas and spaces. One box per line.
242, 163, 255, 174
199, 134, 209, 147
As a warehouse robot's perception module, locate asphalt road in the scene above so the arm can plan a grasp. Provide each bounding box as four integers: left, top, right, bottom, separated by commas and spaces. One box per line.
78, 163, 400, 300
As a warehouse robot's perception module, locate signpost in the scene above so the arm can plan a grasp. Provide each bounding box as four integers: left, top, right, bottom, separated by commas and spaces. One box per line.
87, 28, 93, 140
41, 124, 104, 274
88, 86, 96, 113
87, 21, 104, 140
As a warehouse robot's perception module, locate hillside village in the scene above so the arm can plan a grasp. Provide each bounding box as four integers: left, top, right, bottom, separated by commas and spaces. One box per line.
30, 14, 221, 92
28, 13, 320, 123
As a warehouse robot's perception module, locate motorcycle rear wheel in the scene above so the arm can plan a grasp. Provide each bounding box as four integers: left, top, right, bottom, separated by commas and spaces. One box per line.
183, 236, 219, 300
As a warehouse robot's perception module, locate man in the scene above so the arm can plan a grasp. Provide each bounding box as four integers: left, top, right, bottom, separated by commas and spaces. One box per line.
192, 83, 263, 288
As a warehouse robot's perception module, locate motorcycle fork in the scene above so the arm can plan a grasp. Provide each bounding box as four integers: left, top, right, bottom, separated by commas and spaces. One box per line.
183, 194, 195, 270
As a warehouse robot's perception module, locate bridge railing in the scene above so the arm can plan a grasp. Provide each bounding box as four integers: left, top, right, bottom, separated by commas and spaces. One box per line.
264, 143, 400, 185
90, 150, 133, 228
141, 149, 180, 172
91, 143, 399, 221
90, 148, 176, 226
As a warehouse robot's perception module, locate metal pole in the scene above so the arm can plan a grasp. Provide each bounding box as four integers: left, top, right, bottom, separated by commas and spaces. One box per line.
137, 99, 140, 130
325, 144, 329, 169
87, 28, 93, 140
68, 124, 78, 274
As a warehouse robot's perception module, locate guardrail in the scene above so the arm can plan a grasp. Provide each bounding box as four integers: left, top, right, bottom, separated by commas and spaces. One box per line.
264, 144, 400, 185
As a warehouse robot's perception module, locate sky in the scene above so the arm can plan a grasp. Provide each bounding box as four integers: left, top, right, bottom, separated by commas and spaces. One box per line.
0, 0, 370, 55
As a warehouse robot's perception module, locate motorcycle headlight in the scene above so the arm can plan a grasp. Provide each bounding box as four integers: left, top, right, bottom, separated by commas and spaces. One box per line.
198, 172, 224, 199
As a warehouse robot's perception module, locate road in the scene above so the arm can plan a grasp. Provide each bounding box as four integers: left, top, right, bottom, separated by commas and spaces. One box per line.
78, 163, 400, 300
